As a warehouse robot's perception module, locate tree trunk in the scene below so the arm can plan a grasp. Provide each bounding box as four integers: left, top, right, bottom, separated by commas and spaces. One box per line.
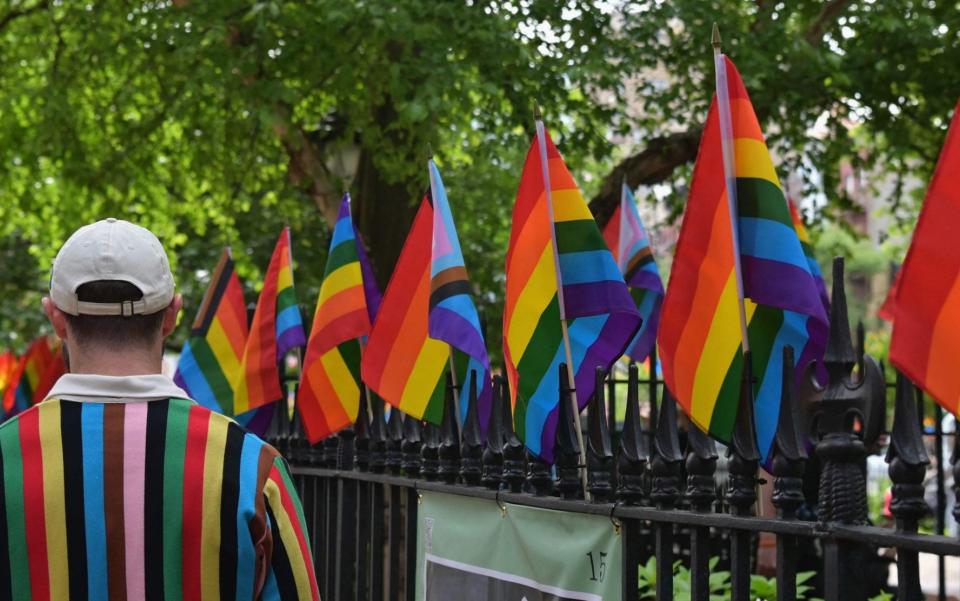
588, 129, 702, 227
351, 149, 419, 290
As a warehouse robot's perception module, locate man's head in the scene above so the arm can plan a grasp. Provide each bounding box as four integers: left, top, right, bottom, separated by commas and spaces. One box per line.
43, 218, 182, 373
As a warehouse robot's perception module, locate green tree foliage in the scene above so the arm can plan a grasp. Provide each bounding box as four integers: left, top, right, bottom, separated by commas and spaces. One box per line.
0, 1, 956, 355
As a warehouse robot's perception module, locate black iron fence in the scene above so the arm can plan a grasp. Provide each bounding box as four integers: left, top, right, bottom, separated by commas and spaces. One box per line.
273, 258, 960, 601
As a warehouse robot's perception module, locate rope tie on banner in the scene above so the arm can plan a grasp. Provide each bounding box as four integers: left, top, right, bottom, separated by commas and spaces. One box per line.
495, 491, 508, 517
609, 502, 622, 535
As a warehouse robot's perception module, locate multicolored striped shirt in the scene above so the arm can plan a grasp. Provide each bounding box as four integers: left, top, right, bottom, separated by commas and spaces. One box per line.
0, 373, 319, 600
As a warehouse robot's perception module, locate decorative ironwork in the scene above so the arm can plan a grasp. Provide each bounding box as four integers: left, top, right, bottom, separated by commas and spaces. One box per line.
555, 364, 583, 500
420, 421, 441, 482
886, 371, 930, 601
438, 372, 462, 485
772, 346, 808, 519
481, 375, 506, 490
354, 393, 370, 472
401, 413, 422, 479
385, 404, 404, 476
617, 362, 649, 505
500, 377, 526, 494
369, 394, 387, 474
587, 367, 614, 503
460, 370, 484, 486
813, 258, 873, 526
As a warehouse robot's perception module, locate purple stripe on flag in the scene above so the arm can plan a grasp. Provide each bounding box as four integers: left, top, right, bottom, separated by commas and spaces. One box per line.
562, 281, 640, 317
627, 270, 665, 295
626, 299, 661, 362
276, 327, 306, 360
428, 307, 489, 367
741, 256, 829, 321
537, 311, 641, 458
354, 227, 382, 322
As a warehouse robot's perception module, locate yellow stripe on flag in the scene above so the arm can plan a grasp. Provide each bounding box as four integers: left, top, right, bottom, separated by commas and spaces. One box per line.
317, 263, 363, 306
277, 264, 294, 291
506, 245, 557, 360
690, 272, 756, 428
733, 138, 781, 187
320, 347, 361, 418
398, 338, 448, 417
208, 318, 243, 383
551, 189, 592, 222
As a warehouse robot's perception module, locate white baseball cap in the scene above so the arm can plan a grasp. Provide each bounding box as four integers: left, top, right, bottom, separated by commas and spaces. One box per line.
50, 218, 176, 316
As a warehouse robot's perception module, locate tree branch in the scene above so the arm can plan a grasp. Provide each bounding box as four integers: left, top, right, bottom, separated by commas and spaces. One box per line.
588, 128, 702, 226
805, 0, 856, 45
0, 0, 49, 33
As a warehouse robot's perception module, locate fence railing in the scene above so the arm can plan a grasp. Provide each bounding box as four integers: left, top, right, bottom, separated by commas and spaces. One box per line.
275, 257, 960, 601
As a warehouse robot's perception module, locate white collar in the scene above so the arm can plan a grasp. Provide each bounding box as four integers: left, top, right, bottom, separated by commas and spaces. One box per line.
45, 373, 193, 403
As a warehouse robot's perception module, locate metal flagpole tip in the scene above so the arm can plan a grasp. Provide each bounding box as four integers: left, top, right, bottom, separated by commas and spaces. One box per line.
711, 22, 722, 53
427, 143, 434, 160
533, 102, 542, 121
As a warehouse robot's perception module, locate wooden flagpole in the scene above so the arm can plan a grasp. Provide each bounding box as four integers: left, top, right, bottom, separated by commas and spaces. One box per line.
534, 104, 590, 500
712, 23, 751, 354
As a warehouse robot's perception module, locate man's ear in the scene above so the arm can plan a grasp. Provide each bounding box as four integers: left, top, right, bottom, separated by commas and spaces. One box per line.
42, 297, 69, 340
161, 294, 183, 338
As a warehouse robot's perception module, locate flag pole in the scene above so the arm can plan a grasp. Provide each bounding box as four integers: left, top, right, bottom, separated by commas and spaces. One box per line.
618, 177, 629, 274
344, 192, 375, 428
712, 24, 751, 353
534, 104, 590, 500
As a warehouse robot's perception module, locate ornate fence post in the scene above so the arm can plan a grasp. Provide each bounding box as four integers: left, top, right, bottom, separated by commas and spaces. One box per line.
401, 415, 422, 479
953, 438, 960, 529
369, 395, 387, 474
651, 389, 683, 600
482, 375, 506, 490
353, 400, 370, 472
556, 364, 584, 500
727, 353, 760, 601
685, 416, 718, 601
810, 257, 881, 601
460, 371, 484, 486
438, 373, 462, 485
587, 367, 615, 503
886, 372, 930, 601
771, 346, 808, 601
386, 406, 404, 476
501, 378, 526, 494
420, 420, 441, 482
617, 362, 649, 505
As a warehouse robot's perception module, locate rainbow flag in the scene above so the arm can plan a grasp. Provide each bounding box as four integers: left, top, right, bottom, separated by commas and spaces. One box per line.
504, 123, 641, 462
602, 183, 664, 362
33, 343, 65, 404
233, 227, 306, 414
3, 337, 54, 417
0, 351, 18, 400
175, 248, 249, 414
658, 54, 828, 460
428, 160, 492, 429
298, 194, 382, 443
887, 98, 960, 414
362, 198, 449, 424
787, 197, 829, 311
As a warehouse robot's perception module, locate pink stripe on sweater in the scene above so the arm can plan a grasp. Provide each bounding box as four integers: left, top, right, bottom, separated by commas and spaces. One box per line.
122, 402, 149, 600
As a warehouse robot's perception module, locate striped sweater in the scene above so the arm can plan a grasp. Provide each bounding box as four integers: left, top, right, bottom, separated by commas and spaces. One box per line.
0, 396, 319, 600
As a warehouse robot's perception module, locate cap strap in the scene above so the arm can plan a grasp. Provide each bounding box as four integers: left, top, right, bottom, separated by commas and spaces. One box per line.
74, 299, 149, 316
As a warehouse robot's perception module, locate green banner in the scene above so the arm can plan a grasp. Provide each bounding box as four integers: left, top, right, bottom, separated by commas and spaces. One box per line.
416, 491, 622, 600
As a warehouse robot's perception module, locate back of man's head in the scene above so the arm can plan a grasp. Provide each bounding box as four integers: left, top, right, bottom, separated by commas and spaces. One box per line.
46, 218, 179, 363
